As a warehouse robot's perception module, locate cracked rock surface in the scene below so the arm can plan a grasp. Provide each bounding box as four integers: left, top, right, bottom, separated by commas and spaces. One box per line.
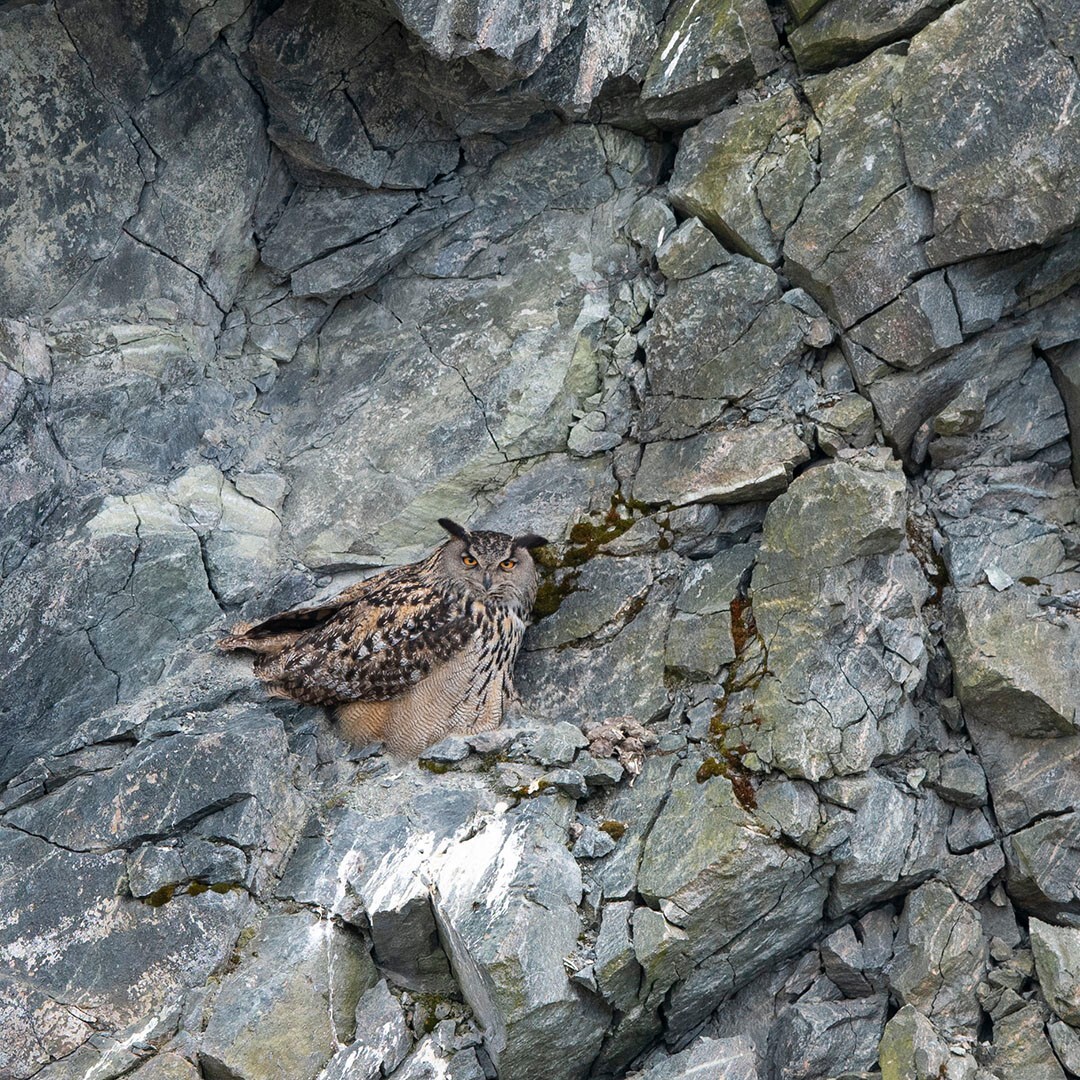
1, 0, 1079, 1077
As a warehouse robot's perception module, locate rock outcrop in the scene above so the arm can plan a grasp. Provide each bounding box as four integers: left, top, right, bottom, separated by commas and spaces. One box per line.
2, 0, 1079, 1077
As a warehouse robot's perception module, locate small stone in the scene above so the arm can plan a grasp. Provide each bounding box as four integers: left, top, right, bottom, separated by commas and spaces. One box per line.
466, 729, 517, 756
573, 826, 617, 859
530, 722, 589, 767
934, 753, 988, 808
568, 963, 598, 992
576, 753, 625, 788
985, 564, 1013, 591
656, 732, 686, 753
541, 768, 589, 799
932, 384, 985, 436
419, 736, 471, 765
494, 762, 547, 796
655, 218, 729, 280
625, 196, 677, 257
127, 845, 186, 899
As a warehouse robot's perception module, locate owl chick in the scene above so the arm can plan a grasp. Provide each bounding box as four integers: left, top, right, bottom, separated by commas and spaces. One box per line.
218, 519, 548, 755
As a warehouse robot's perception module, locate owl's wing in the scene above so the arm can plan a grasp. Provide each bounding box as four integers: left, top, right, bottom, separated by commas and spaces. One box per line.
219, 575, 386, 646
259, 574, 478, 706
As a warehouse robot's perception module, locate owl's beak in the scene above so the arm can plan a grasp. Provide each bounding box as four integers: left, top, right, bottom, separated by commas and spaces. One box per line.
482, 572, 493, 590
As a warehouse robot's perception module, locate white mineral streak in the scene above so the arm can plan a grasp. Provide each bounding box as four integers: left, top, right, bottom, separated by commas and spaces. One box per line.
80, 1001, 174, 1080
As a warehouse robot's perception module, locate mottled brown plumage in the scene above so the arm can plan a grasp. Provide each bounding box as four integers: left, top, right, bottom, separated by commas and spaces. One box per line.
219, 519, 547, 755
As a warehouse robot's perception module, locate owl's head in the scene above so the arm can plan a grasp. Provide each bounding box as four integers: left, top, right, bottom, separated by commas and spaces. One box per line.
436, 518, 548, 611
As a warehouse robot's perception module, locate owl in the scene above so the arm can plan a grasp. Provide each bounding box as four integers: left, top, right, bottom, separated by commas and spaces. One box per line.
218, 518, 548, 755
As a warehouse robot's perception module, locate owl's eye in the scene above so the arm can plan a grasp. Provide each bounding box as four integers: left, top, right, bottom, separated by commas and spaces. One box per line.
462, 554, 478, 567
499, 559, 516, 570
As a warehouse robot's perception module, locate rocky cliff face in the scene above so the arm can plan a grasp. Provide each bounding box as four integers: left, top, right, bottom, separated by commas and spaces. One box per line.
1, 0, 1079, 1077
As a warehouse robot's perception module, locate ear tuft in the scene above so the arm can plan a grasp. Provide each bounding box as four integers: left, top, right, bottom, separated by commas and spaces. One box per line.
437, 518, 471, 542
513, 533, 549, 550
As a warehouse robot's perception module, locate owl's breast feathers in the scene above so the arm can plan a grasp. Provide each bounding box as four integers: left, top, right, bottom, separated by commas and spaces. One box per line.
219, 567, 506, 707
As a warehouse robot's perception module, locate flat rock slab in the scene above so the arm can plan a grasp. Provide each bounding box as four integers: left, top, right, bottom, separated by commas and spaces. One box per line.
669, 89, 812, 264
0, 828, 248, 1076
902, 0, 1080, 265
201, 910, 377, 1080
430, 798, 609, 1080
634, 422, 809, 506
945, 585, 1080, 737
641, 0, 779, 125
1030, 919, 1080, 1025
637, 1035, 759, 1079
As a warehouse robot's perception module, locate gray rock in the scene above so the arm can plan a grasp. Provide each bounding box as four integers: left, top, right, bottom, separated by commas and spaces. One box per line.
317, 980, 410, 1080
419, 736, 471, 764
985, 1003, 1066, 1080
675, 544, 756, 616
577, 753, 625, 788
527, 556, 653, 649
7, 711, 293, 854
572, 824, 617, 859
655, 218, 729, 280
1029, 919, 1080, 1025
820, 772, 944, 915
541, 768, 589, 798
1006, 813, 1080, 925
848, 272, 963, 372
819, 925, 875, 998
636, 1035, 759, 1080
888, 883, 988, 1032
669, 90, 812, 264
518, 600, 672, 727
529, 721, 589, 766
944, 586, 1079, 737
640, 0, 779, 125
933, 753, 989, 808
902, 0, 1080, 265
128, 1053, 204, 1080
748, 457, 926, 782
249, 0, 458, 188
790, 0, 951, 72
283, 793, 477, 993
0, 827, 249, 1078
785, 51, 931, 327
642, 259, 801, 419
664, 612, 736, 679
201, 911, 377, 1080
1048, 1019, 1080, 1076
878, 1005, 977, 1080
290, 194, 473, 298
637, 766, 826, 1036
594, 755, 680, 902
594, 902, 641, 1013
812, 394, 876, 456
1047, 341, 1080, 486
625, 196, 677, 258
431, 799, 609, 1080
766, 995, 888, 1080
261, 189, 420, 278
5, 0, 1080, 1073
634, 422, 810, 507
933, 383, 986, 437
0, 4, 143, 316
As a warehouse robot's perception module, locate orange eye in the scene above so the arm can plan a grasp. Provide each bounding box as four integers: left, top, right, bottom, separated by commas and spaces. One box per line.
462, 554, 478, 567
500, 559, 516, 570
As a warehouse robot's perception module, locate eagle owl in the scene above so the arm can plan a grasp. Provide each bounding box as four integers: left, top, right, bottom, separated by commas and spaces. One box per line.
219, 519, 548, 755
